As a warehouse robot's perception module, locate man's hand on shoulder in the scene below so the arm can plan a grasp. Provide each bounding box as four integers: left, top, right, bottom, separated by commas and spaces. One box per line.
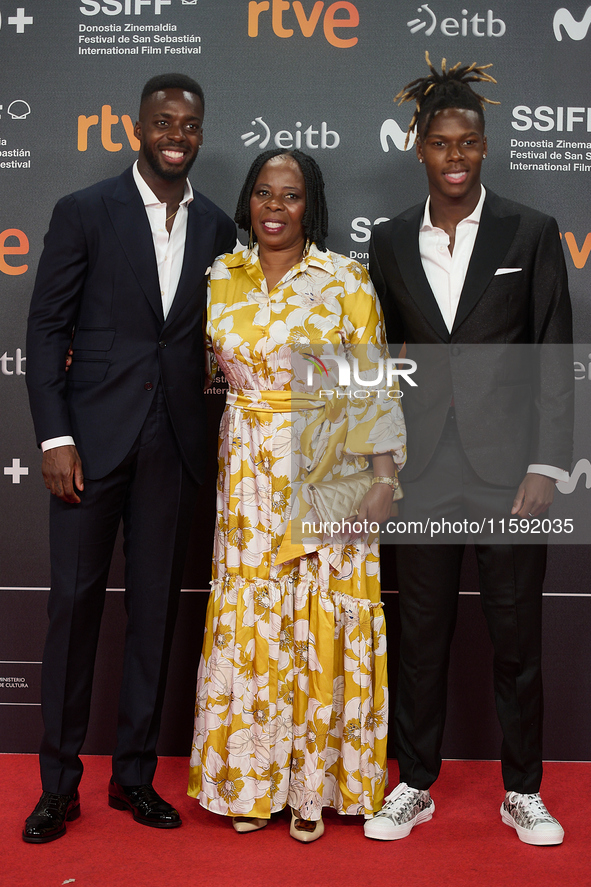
42, 445, 85, 504
511, 473, 555, 518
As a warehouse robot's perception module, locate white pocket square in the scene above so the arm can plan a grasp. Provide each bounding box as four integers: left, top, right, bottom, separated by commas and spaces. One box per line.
494, 267, 522, 275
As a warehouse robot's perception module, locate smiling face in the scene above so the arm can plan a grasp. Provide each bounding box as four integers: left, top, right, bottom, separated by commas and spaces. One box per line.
135, 88, 203, 185
416, 107, 486, 208
249, 155, 306, 254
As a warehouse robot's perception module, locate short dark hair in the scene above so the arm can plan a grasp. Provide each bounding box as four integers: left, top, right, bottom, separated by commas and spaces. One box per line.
140, 73, 204, 110
234, 149, 329, 252
396, 51, 499, 147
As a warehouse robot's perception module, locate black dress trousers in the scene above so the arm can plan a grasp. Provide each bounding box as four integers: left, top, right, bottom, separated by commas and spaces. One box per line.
393, 409, 547, 794
40, 386, 199, 794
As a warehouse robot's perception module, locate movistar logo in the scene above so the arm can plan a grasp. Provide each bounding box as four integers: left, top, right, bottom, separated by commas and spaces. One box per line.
556, 459, 591, 493
553, 6, 591, 40
380, 120, 417, 153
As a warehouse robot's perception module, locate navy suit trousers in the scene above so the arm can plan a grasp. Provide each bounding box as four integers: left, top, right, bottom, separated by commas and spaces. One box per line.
40, 386, 199, 793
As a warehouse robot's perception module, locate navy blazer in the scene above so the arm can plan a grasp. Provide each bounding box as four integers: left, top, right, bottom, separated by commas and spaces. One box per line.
370, 189, 574, 486
26, 166, 236, 482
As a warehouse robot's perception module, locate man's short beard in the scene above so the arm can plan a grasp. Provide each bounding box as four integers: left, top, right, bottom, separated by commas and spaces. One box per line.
144, 146, 198, 181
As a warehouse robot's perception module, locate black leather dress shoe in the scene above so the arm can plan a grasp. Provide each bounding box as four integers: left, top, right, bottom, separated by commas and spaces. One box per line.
108, 778, 181, 828
22, 790, 80, 843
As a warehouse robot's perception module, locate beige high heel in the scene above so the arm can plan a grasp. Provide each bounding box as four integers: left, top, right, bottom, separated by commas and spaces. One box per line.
289, 808, 324, 843
232, 816, 268, 833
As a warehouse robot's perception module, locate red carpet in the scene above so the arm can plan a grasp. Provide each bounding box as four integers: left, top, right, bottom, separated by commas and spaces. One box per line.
3, 755, 589, 887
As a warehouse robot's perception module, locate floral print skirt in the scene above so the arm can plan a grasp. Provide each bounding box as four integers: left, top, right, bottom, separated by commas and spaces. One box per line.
188, 398, 389, 820
188, 547, 388, 821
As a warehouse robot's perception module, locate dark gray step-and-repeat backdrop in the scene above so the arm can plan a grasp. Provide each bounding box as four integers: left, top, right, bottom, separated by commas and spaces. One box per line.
1, 1, 590, 761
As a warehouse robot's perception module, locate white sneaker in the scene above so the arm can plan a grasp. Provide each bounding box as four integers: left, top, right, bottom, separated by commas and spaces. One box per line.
364, 782, 434, 841
501, 791, 564, 846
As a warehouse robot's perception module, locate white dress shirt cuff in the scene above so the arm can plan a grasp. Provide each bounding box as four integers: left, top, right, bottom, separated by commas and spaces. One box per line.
42, 436, 76, 452
527, 464, 570, 484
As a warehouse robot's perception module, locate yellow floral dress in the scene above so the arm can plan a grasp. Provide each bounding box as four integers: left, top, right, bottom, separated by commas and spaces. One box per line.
188, 244, 406, 822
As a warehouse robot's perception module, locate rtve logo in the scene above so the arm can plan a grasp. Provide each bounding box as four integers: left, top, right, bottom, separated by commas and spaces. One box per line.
407, 3, 506, 37
0, 229, 28, 275
248, 1, 360, 48
560, 232, 591, 269
78, 105, 140, 152
553, 6, 591, 40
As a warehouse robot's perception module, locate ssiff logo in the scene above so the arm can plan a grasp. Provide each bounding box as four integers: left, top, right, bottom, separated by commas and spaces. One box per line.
407, 3, 506, 36
80, 1, 172, 14
553, 6, 591, 40
241, 117, 340, 149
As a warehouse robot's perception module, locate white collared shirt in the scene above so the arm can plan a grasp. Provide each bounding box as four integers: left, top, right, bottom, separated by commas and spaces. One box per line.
418, 184, 567, 484
132, 160, 192, 321
42, 164, 192, 452
419, 185, 486, 334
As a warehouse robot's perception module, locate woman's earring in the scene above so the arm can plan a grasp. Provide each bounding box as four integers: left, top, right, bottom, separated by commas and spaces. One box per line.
303, 238, 310, 257
248, 226, 254, 250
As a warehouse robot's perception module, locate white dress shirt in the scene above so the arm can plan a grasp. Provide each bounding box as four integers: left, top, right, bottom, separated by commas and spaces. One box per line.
132, 160, 193, 320
419, 185, 485, 335
419, 185, 568, 484
42, 162, 192, 452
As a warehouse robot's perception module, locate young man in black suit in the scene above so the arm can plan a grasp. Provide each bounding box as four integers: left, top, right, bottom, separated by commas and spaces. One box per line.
363, 56, 573, 846
24, 74, 236, 842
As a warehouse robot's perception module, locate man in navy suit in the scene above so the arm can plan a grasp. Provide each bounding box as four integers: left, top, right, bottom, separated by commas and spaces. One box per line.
24, 73, 236, 842
363, 57, 573, 846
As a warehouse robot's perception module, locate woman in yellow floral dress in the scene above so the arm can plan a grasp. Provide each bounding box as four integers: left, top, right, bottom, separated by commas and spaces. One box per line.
188, 149, 406, 841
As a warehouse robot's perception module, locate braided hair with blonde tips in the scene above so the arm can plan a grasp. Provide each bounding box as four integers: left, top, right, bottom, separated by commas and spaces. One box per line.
396, 51, 500, 148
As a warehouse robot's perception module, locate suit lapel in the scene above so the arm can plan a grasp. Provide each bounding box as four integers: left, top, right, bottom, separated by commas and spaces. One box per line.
392, 204, 451, 342
104, 167, 164, 324
163, 194, 215, 328
452, 191, 520, 334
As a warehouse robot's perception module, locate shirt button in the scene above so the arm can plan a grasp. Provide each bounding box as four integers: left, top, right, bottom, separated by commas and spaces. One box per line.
144, 382, 153, 390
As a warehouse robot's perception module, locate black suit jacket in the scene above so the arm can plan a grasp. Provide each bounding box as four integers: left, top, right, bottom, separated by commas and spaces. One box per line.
26, 166, 236, 482
370, 189, 573, 486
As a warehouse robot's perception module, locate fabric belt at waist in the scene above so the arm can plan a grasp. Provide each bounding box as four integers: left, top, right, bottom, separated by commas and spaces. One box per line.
226, 388, 326, 413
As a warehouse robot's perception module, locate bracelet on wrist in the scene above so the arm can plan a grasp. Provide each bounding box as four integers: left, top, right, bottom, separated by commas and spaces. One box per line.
372, 475, 399, 492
